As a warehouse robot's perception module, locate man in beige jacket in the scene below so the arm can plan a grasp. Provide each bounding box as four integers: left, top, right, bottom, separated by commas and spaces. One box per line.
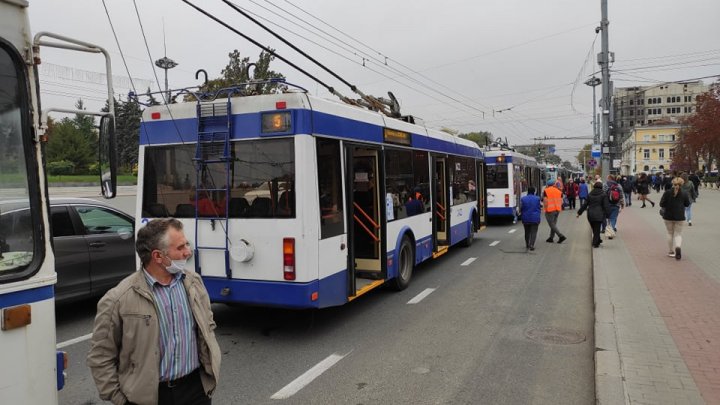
87, 218, 221, 405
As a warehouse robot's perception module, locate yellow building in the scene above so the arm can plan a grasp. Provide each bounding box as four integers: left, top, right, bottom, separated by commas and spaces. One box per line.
620, 125, 680, 175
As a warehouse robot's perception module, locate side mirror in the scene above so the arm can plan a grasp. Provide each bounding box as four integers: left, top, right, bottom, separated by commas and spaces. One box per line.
99, 115, 117, 199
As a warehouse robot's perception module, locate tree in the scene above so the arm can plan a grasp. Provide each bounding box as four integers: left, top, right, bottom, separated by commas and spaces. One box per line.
45, 116, 96, 173
191, 49, 286, 99
673, 81, 720, 172
458, 131, 494, 147
544, 154, 562, 165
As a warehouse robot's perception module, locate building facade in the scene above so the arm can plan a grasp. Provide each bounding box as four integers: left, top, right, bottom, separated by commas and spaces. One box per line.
613, 81, 708, 145
620, 125, 681, 175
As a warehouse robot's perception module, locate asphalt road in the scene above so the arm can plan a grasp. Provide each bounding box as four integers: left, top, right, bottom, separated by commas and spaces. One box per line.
52, 188, 594, 404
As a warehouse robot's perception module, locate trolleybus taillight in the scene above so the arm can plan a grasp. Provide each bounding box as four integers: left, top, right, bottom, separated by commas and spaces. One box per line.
283, 238, 295, 280
504, 194, 510, 207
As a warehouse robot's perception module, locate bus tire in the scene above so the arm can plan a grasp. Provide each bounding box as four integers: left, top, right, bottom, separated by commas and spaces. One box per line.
461, 219, 476, 247
391, 236, 414, 291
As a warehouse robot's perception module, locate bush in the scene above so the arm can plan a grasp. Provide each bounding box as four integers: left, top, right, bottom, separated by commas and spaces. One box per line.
47, 160, 75, 176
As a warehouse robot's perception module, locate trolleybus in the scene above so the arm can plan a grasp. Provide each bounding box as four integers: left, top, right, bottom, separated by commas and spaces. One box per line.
484, 148, 542, 221
135, 83, 486, 308
0, 1, 117, 403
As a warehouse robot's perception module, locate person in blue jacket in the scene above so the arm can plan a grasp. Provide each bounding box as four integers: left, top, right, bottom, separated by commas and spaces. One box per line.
518, 186, 542, 251
577, 177, 589, 209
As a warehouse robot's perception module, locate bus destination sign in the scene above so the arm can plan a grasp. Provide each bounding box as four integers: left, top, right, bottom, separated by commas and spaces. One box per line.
383, 128, 412, 146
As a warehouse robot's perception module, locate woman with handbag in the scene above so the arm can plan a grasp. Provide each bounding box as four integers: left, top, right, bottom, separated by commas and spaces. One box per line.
659, 177, 690, 260
576, 181, 610, 248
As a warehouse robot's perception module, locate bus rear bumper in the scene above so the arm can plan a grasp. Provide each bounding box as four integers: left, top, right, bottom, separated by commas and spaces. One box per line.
203, 271, 347, 309
487, 207, 516, 217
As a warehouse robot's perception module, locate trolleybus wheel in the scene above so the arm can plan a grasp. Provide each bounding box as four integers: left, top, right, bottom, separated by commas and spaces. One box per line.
391, 236, 414, 291
461, 218, 476, 247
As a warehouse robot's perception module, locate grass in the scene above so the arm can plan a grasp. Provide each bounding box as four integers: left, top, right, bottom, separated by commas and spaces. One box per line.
47, 174, 137, 184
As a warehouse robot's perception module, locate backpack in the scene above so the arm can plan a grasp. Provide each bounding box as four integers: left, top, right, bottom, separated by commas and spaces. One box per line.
608, 183, 621, 204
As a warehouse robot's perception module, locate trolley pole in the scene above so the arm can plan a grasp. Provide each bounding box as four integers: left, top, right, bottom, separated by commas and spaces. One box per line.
599, 0, 611, 178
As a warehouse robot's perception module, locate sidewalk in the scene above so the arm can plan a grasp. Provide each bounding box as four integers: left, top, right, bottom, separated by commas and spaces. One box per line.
594, 187, 720, 404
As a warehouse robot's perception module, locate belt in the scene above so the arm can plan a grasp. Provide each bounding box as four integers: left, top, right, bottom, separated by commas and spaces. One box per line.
160, 368, 199, 389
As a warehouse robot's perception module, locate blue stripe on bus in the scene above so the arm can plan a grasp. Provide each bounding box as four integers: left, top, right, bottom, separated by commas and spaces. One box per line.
0, 284, 54, 309
487, 207, 516, 217
203, 270, 347, 309
140, 110, 483, 158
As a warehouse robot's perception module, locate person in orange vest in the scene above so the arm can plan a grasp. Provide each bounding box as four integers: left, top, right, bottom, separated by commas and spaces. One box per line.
542, 179, 567, 244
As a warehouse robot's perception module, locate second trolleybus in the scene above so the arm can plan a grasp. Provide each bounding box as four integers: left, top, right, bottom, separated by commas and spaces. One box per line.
483, 148, 543, 221
135, 83, 487, 309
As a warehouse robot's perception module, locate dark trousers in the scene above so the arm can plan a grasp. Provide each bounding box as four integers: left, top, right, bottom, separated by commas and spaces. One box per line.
158, 369, 211, 405
567, 197, 576, 209
523, 223, 539, 248
589, 220, 603, 247
545, 211, 564, 239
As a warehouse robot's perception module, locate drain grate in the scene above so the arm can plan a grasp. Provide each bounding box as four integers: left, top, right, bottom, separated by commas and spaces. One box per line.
525, 327, 586, 345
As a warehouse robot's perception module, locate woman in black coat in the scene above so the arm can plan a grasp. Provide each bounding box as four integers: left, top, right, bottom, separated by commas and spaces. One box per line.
576, 181, 610, 248
660, 177, 690, 260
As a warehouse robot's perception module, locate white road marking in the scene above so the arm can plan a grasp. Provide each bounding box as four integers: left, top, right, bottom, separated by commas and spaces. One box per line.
407, 288, 436, 304
460, 257, 477, 266
57, 333, 93, 349
271, 353, 348, 399
489, 240, 500, 246
508, 229, 517, 234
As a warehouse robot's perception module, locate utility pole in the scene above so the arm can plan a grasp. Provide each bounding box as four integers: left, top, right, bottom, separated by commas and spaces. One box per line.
599, 0, 612, 178
584, 76, 601, 144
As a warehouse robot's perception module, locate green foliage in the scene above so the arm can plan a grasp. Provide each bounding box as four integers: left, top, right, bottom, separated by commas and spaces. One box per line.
191, 49, 286, 99
47, 160, 76, 175
544, 154, 562, 165
458, 131, 494, 147
46, 113, 96, 173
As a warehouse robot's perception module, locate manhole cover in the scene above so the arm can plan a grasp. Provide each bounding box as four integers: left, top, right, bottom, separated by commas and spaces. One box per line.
525, 327, 586, 345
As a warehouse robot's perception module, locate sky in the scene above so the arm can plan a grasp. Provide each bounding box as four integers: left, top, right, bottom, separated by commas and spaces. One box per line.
28, 0, 720, 162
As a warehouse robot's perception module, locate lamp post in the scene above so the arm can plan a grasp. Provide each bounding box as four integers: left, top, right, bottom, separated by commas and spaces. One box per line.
584, 76, 602, 144
154, 56, 178, 104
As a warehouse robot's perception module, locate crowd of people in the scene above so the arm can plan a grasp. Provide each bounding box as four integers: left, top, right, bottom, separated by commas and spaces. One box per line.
518, 169, 702, 260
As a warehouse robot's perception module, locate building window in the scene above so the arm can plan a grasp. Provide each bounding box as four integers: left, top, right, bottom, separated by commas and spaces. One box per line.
644, 149, 650, 160
659, 149, 665, 159
669, 149, 674, 159
630, 110, 634, 116
630, 100, 634, 105
630, 121, 634, 126
643, 135, 650, 141
644, 165, 650, 171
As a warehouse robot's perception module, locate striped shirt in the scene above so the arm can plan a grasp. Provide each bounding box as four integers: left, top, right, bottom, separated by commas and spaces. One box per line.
142, 269, 200, 382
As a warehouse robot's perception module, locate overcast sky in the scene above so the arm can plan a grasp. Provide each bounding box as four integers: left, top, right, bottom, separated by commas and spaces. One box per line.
29, 0, 720, 162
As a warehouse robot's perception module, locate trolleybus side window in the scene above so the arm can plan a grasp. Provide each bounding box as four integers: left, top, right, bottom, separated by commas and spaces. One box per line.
486, 164, 509, 189
385, 148, 414, 220
0, 43, 38, 277
450, 156, 477, 204
413, 150, 430, 211
316, 138, 343, 238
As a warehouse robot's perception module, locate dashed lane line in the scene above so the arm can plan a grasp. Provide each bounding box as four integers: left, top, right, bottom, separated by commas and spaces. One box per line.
460, 257, 477, 266
271, 352, 349, 399
407, 288, 436, 304
508, 229, 517, 233
489, 240, 500, 246
57, 333, 93, 349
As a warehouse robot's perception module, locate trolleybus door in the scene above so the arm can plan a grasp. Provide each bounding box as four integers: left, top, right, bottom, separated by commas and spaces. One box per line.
477, 162, 487, 228
432, 155, 450, 254
345, 145, 386, 297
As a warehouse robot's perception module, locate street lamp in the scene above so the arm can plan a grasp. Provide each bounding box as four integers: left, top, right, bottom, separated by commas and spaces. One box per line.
154, 56, 178, 104
584, 76, 602, 145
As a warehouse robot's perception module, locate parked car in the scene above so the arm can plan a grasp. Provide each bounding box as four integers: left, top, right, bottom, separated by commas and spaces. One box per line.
0, 197, 135, 304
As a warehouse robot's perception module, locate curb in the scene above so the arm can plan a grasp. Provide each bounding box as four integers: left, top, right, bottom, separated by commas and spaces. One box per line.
593, 245, 627, 405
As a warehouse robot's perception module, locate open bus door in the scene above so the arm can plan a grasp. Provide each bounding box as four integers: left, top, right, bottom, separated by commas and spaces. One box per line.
432, 155, 450, 258
477, 161, 487, 229
345, 145, 386, 300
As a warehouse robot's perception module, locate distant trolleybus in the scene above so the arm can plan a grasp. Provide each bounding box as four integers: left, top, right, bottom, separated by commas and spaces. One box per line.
135, 83, 486, 308
484, 148, 542, 221
0, 1, 117, 403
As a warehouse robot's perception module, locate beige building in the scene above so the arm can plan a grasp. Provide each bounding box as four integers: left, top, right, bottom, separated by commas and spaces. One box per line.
620, 125, 681, 175
613, 81, 708, 144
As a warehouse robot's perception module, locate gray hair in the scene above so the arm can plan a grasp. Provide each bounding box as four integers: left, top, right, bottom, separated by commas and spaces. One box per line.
136, 218, 184, 265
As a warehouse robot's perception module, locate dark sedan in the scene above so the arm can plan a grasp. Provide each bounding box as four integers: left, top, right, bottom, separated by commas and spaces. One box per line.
0, 198, 136, 304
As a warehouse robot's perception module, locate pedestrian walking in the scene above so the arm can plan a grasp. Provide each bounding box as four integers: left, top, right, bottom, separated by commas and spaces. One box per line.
576, 181, 610, 248
519, 186, 542, 251
689, 170, 701, 198
660, 177, 691, 260
636, 172, 655, 208
577, 178, 589, 208
621, 175, 633, 206
679, 173, 697, 226
542, 179, 567, 243
601, 174, 625, 235
87, 218, 221, 405
564, 178, 578, 210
